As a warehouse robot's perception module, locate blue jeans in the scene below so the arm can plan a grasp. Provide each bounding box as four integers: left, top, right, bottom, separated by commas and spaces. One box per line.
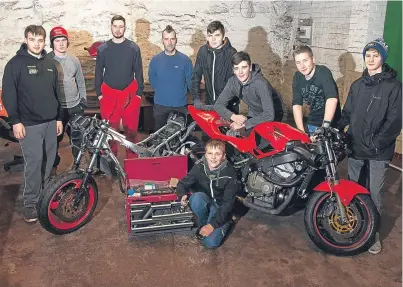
307, 124, 319, 136
189, 192, 232, 249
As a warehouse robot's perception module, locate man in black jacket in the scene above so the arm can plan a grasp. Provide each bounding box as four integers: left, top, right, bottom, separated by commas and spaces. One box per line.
338, 38, 402, 255
2, 25, 63, 223
177, 139, 238, 249
191, 21, 237, 110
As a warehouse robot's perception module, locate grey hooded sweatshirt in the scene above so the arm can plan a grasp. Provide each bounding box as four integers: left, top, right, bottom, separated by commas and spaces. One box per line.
214, 64, 281, 130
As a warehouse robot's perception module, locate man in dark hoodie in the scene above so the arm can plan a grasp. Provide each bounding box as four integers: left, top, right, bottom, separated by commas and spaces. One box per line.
191, 21, 237, 111
214, 51, 283, 133
338, 38, 402, 255
2, 25, 63, 223
177, 139, 238, 249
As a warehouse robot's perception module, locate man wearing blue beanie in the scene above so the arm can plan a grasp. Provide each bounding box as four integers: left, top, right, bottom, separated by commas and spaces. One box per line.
338, 38, 402, 254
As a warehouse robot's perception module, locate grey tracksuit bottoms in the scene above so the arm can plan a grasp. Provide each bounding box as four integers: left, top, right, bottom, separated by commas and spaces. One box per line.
19, 121, 57, 207
348, 157, 390, 215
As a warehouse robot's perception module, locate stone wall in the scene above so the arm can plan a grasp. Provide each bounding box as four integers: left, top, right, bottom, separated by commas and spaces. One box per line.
0, 1, 294, 89
0, 0, 399, 152
0, 0, 389, 106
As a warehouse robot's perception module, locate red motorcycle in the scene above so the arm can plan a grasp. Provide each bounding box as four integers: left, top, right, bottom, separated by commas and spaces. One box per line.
187, 106, 379, 256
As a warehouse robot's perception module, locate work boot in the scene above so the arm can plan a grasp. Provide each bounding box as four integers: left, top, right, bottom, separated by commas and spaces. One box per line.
368, 232, 382, 254
24, 206, 38, 223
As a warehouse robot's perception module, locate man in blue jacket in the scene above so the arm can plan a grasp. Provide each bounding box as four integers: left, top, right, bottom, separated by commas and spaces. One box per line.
148, 25, 192, 130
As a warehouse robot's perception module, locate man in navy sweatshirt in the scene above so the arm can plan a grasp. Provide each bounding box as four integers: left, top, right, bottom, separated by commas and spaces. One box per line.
148, 25, 193, 130
2, 25, 63, 223
95, 15, 144, 158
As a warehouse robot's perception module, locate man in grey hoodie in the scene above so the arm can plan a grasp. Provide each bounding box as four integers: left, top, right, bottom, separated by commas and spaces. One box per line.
47, 26, 87, 174
214, 51, 283, 133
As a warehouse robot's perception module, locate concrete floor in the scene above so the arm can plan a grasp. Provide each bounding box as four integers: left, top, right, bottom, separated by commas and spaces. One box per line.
0, 136, 401, 287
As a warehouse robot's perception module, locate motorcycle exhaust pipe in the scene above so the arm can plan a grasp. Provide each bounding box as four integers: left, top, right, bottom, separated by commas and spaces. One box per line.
241, 187, 297, 215
184, 148, 202, 165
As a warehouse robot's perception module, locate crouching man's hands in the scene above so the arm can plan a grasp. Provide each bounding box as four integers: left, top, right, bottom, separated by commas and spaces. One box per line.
180, 195, 188, 206
199, 224, 214, 237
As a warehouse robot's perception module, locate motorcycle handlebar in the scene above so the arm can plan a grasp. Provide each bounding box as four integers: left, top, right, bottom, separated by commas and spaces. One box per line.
312, 126, 343, 139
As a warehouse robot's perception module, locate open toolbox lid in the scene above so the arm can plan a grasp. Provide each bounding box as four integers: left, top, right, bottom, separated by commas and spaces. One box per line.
124, 155, 188, 186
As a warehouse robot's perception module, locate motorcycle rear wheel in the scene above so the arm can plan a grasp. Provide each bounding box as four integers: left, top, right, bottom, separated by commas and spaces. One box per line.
304, 192, 378, 256
38, 171, 98, 235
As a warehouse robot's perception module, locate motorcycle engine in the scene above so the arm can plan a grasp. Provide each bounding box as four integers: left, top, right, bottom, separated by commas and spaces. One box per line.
247, 163, 296, 196
246, 163, 300, 209
247, 171, 279, 196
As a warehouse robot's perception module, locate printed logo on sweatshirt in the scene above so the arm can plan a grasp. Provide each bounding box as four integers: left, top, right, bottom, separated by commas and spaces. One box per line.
27, 65, 38, 75
47, 68, 53, 72
174, 66, 179, 68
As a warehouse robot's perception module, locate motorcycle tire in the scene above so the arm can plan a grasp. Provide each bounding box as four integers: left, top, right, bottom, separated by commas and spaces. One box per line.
304, 192, 379, 256
38, 171, 99, 235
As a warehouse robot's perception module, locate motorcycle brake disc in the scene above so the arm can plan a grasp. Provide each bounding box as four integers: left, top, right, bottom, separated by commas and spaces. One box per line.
54, 188, 88, 223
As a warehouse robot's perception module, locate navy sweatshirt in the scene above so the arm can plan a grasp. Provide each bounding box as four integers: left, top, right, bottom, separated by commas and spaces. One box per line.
148, 51, 192, 107
95, 39, 144, 97
2, 44, 62, 126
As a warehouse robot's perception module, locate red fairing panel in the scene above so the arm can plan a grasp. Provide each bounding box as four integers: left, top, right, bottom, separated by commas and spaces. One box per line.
84, 41, 105, 57
188, 105, 310, 158
313, 179, 370, 206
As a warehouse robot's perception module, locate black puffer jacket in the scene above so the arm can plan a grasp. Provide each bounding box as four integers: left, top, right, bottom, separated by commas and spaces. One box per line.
191, 39, 237, 106
338, 64, 402, 160
176, 158, 238, 228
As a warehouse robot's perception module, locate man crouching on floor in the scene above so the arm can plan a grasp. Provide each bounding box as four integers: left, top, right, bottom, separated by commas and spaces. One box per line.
177, 139, 238, 249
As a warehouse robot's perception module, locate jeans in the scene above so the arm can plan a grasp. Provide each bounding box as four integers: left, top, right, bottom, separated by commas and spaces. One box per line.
189, 192, 232, 249
307, 124, 319, 136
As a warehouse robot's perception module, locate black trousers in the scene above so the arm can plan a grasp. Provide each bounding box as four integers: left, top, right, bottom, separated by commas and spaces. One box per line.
53, 105, 84, 167
153, 104, 187, 131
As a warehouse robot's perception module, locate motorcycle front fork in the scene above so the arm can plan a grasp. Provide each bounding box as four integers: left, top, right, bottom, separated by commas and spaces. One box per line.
324, 140, 348, 223
72, 131, 106, 209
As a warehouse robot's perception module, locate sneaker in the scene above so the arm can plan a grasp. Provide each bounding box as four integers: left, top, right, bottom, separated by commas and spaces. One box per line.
368, 232, 382, 254
24, 206, 38, 223
195, 227, 205, 240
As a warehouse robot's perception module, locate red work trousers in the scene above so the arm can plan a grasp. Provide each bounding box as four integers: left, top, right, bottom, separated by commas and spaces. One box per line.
99, 80, 141, 159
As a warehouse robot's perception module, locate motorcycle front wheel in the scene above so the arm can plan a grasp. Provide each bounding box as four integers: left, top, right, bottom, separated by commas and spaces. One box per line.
38, 171, 98, 235
304, 192, 379, 256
